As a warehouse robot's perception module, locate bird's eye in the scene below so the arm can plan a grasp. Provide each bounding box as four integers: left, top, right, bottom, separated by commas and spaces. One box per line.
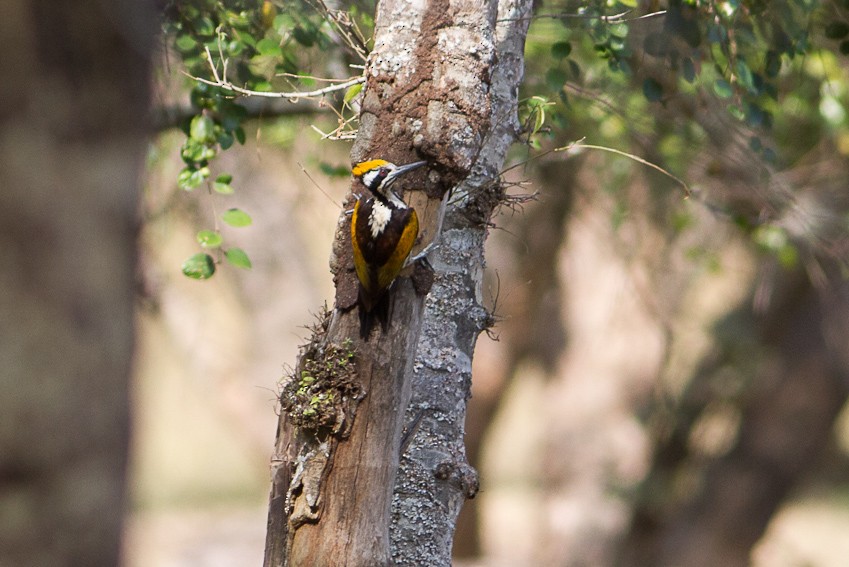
378, 168, 389, 178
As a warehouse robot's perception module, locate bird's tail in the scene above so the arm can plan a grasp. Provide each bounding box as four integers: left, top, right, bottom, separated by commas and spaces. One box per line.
358, 288, 391, 341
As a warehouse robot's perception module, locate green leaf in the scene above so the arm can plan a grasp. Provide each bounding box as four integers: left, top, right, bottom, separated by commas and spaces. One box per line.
190, 114, 216, 143
228, 10, 253, 29
222, 208, 253, 227
213, 173, 235, 194
545, 68, 568, 92
219, 102, 247, 131
609, 24, 629, 39
744, 102, 765, 127
532, 107, 545, 136
275, 12, 295, 30
175, 34, 198, 53
197, 230, 223, 248
642, 78, 664, 102
713, 79, 733, 98
235, 127, 246, 145
342, 83, 363, 104
735, 59, 755, 93
343, 83, 363, 104
177, 166, 209, 190
825, 21, 849, 40
727, 104, 744, 121
609, 36, 626, 52
526, 97, 551, 136
180, 5, 199, 19
610, 57, 632, 75
551, 41, 572, 59
749, 136, 762, 152
226, 40, 244, 56
218, 130, 234, 150
182, 253, 216, 279
237, 31, 257, 48
181, 138, 207, 163
189, 85, 212, 110
225, 247, 252, 269
177, 168, 197, 190
293, 25, 316, 47
191, 16, 216, 38
256, 37, 283, 56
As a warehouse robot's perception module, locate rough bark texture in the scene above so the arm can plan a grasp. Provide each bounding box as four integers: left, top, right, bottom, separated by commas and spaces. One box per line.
0, 1, 154, 565
263, 0, 531, 565
621, 265, 849, 566
453, 158, 576, 557
388, 0, 531, 564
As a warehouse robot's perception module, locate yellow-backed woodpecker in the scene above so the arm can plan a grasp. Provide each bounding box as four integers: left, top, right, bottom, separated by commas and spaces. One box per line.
351, 158, 426, 339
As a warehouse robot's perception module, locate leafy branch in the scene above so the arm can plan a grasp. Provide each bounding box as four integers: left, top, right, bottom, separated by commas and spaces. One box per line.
162, 0, 373, 279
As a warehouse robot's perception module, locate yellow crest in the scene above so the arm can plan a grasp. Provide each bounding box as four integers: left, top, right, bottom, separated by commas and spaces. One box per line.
352, 159, 390, 177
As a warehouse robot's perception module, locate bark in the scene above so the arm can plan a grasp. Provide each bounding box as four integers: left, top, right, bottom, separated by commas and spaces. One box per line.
0, 1, 154, 565
390, 1, 532, 564
621, 265, 849, 566
263, 0, 532, 565
453, 158, 576, 557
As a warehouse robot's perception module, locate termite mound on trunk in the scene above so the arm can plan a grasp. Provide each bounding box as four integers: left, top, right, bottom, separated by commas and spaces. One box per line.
279, 307, 364, 438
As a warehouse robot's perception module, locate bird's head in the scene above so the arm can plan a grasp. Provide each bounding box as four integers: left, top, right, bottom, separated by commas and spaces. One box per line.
352, 159, 426, 199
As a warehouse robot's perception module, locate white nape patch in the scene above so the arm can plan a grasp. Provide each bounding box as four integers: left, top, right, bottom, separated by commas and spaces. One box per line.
369, 200, 392, 238
362, 169, 380, 191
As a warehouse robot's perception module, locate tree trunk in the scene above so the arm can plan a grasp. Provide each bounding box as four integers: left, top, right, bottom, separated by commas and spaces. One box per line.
453, 157, 577, 557
263, 0, 532, 565
390, 0, 532, 563
0, 1, 154, 565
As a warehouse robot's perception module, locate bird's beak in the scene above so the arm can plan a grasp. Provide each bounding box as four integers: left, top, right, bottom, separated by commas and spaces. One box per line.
389, 160, 427, 181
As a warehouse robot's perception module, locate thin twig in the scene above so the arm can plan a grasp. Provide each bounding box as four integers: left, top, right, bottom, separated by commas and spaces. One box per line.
305, 0, 369, 61
297, 161, 343, 209
275, 72, 362, 82
556, 141, 691, 197
206, 45, 222, 83
497, 9, 666, 23
186, 71, 366, 100
311, 123, 358, 140
189, 45, 365, 99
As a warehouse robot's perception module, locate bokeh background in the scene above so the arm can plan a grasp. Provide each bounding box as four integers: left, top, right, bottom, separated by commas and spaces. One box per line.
125, 2, 849, 566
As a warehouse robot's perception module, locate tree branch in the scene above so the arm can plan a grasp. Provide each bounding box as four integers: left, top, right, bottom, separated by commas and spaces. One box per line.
184, 46, 366, 100
186, 71, 365, 100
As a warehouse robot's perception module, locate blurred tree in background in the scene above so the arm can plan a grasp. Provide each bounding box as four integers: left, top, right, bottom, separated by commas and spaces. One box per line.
0, 1, 155, 565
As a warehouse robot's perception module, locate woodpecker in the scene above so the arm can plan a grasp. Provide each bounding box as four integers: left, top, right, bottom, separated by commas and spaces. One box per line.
350, 158, 426, 340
